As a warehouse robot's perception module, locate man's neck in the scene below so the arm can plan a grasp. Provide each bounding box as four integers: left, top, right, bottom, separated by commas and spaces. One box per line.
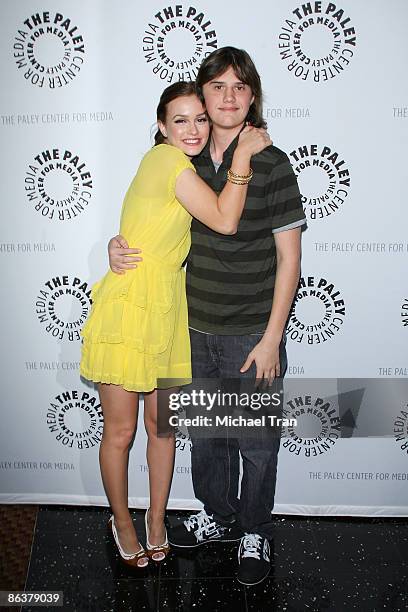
210, 124, 244, 164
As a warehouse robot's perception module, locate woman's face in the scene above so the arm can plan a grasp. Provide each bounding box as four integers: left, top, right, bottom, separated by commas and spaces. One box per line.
158, 95, 210, 157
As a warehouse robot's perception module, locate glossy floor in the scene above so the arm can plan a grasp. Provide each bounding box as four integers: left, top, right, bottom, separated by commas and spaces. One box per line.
22, 506, 408, 611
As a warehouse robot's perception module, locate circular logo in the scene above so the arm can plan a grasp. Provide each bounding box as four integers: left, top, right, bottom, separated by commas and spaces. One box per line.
401, 298, 408, 328
35, 275, 92, 342
142, 5, 218, 82
25, 148, 93, 221
47, 390, 103, 450
282, 394, 340, 456
288, 276, 346, 345
289, 144, 350, 220
393, 407, 408, 455
13, 11, 85, 89
279, 2, 356, 82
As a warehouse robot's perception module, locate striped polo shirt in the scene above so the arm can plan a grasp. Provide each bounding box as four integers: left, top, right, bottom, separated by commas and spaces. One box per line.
187, 135, 306, 335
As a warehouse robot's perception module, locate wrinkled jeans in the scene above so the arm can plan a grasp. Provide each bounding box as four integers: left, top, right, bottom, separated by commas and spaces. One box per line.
188, 329, 287, 539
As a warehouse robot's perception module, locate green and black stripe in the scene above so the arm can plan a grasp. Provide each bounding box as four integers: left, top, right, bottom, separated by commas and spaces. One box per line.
187, 136, 306, 334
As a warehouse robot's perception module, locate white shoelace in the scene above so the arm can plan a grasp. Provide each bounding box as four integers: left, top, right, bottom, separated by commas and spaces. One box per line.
240, 533, 263, 559
184, 510, 220, 542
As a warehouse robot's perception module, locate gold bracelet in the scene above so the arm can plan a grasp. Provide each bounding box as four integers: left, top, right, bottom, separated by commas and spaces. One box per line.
228, 168, 253, 181
227, 176, 252, 185
227, 168, 253, 185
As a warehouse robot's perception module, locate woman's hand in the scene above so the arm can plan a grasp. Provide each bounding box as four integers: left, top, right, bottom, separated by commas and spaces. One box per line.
108, 235, 143, 274
236, 125, 272, 157
240, 338, 281, 386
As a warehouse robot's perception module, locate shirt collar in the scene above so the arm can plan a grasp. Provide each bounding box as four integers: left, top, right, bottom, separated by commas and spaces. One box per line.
200, 129, 242, 163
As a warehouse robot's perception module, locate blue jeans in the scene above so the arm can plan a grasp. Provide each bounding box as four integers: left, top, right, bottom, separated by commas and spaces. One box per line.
188, 329, 287, 539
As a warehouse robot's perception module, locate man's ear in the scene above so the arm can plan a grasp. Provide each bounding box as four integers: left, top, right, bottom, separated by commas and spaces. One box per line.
158, 120, 167, 138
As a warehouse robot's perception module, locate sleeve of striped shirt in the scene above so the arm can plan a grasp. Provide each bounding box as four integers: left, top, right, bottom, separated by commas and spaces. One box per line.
266, 153, 306, 231
272, 218, 306, 234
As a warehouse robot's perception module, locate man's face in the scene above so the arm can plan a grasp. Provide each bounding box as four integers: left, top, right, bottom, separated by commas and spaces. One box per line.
202, 66, 254, 130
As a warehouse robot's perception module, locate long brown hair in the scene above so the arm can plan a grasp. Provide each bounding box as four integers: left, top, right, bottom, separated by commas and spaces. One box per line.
154, 81, 199, 145
196, 47, 266, 129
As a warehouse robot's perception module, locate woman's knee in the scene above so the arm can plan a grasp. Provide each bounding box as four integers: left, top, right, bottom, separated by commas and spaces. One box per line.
144, 412, 175, 440
102, 425, 136, 450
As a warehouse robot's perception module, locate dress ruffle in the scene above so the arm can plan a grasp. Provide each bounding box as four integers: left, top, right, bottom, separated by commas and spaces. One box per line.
80, 262, 190, 392
82, 263, 177, 350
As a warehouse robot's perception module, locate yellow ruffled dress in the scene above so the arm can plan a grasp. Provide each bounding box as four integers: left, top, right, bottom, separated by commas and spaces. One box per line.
80, 145, 194, 392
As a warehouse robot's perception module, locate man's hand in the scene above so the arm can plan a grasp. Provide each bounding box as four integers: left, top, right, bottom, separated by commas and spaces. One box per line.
240, 338, 281, 386
108, 234, 143, 274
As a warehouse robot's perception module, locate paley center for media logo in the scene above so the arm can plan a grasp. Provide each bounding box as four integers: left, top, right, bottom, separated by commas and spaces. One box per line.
142, 4, 217, 82
282, 392, 340, 457
47, 390, 103, 450
289, 144, 350, 220
25, 148, 93, 221
279, 2, 356, 82
35, 275, 92, 342
394, 406, 408, 456
13, 11, 85, 88
287, 276, 346, 345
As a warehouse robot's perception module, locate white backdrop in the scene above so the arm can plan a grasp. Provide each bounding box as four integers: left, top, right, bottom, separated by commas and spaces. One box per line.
1, 0, 407, 516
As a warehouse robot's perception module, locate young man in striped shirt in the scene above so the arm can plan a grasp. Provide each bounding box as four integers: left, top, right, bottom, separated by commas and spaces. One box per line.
108, 47, 306, 586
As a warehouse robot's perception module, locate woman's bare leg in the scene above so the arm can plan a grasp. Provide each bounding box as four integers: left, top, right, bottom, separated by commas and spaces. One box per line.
144, 388, 176, 545
98, 383, 140, 553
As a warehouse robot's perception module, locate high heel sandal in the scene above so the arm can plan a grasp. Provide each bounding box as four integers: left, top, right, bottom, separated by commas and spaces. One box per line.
145, 509, 170, 562
108, 515, 149, 568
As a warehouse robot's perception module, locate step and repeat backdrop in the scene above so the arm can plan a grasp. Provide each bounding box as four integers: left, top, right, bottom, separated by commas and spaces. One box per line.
1, 0, 407, 515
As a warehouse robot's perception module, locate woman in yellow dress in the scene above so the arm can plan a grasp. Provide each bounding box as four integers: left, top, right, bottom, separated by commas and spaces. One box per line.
80, 81, 271, 568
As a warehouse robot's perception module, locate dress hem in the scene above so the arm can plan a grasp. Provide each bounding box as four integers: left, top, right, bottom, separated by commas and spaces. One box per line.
80, 366, 192, 393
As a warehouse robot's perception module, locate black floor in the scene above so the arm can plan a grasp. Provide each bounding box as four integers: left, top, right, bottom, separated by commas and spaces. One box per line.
22, 506, 408, 611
